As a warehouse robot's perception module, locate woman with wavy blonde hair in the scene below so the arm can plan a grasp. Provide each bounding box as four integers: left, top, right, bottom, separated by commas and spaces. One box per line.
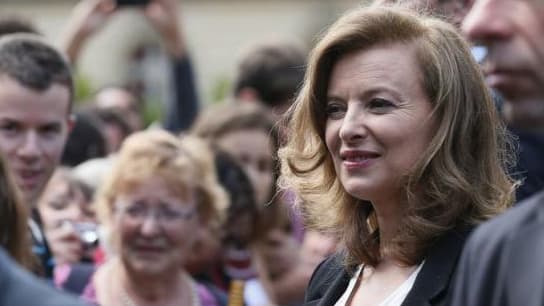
279, 5, 515, 306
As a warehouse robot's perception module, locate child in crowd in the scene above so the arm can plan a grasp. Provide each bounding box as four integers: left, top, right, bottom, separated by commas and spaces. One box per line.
192, 102, 304, 305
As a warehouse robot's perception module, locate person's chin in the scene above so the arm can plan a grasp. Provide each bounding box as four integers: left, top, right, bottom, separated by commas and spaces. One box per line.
13, 177, 45, 205
127, 256, 169, 275
20, 186, 42, 207
342, 177, 376, 199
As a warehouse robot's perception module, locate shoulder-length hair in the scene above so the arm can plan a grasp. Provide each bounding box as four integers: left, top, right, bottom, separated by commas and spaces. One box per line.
191, 102, 279, 155
279, 6, 515, 267
191, 102, 280, 199
191, 102, 287, 235
0, 155, 33, 268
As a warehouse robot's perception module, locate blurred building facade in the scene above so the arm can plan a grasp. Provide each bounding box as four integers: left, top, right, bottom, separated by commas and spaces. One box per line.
0, 0, 361, 104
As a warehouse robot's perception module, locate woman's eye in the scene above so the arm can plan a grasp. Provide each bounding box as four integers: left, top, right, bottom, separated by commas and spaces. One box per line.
126, 206, 146, 217
325, 103, 346, 119
368, 98, 394, 112
48, 200, 68, 210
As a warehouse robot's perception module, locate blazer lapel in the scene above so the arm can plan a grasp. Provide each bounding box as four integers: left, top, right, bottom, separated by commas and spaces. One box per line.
317, 267, 351, 306
401, 228, 472, 306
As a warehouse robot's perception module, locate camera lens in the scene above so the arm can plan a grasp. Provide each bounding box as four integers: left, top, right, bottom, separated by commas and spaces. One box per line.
72, 222, 99, 248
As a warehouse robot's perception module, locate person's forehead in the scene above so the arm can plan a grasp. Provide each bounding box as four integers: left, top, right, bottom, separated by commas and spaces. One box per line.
218, 129, 273, 153
41, 181, 71, 199
0, 76, 71, 121
117, 175, 193, 198
118, 192, 192, 208
374, 0, 441, 9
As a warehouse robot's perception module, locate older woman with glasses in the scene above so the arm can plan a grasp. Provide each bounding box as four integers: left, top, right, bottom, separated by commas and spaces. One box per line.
73, 129, 227, 306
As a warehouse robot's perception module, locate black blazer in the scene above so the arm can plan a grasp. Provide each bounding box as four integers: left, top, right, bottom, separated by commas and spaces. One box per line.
304, 228, 472, 306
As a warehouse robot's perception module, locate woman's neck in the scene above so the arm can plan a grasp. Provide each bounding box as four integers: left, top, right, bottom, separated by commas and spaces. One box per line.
371, 196, 406, 256
116, 259, 190, 304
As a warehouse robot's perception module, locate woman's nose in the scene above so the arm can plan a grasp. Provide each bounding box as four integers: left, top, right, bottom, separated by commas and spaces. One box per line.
140, 214, 161, 236
339, 107, 367, 143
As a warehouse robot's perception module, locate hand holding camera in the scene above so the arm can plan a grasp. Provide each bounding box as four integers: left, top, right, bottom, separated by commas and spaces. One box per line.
142, 0, 185, 57
71, 221, 99, 251
44, 220, 99, 265
62, 0, 185, 63
116, 0, 151, 5
117, 0, 186, 57
45, 221, 84, 265
61, 0, 116, 63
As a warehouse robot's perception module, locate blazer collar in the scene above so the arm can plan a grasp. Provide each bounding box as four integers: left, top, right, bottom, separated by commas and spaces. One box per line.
309, 227, 472, 306
316, 264, 351, 306
401, 227, 472, 306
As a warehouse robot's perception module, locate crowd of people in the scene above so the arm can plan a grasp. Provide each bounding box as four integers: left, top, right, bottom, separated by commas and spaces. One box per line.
0, 0, 542, 305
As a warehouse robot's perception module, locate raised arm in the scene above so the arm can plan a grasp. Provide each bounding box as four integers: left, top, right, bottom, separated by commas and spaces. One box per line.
144, 0, 199, 132
59, 0, 116, 64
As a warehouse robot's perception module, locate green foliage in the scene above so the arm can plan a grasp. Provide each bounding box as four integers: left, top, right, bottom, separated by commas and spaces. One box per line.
209, 75, 232, 104
72, 71, 162, 127
141, 96, 163, 127
73, 73, 94, 105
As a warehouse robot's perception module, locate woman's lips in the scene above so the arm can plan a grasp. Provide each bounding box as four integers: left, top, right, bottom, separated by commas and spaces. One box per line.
340, 150, 380, 170
132, 245, 167, 258
132, 241, 168, 253
136, 246, 163, 252
15, 169, 43, 190
342, 157, 378, 169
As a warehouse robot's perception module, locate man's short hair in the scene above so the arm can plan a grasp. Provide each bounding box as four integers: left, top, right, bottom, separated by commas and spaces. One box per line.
0, 15, 40, 36
0, 34, 73, 112
234, 41, 306, 108
61, 111, 107, 167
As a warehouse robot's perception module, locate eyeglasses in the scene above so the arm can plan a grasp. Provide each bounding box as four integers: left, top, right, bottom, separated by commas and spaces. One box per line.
115, 201, 196, 224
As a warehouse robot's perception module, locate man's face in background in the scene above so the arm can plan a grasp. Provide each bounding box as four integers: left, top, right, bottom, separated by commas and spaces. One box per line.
463, 0, 544, 129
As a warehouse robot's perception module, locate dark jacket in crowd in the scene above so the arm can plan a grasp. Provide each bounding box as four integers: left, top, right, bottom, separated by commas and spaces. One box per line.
491, 91, 544, 202
0, 247, 87, 306
513, 131, 544, 202
163, 56, 199, 133
449, 190, 544, 306
29, 208, 54, 278
304, 228, 472, 306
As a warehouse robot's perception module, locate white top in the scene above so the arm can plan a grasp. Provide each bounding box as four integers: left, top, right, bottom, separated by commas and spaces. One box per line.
244, 278, 272, 306
334, 262, 424, 306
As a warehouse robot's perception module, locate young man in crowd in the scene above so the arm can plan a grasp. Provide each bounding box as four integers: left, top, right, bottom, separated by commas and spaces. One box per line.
450, 0, 544, 305
233, 40, 306, 115
0, 34, 74, 277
